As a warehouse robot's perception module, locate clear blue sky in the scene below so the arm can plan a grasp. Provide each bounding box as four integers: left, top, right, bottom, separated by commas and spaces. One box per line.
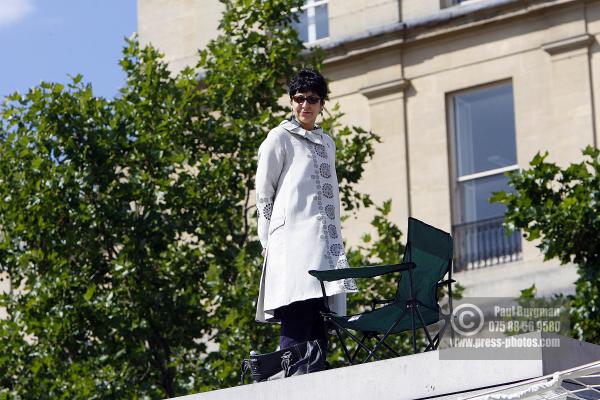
0, 0, 137, 99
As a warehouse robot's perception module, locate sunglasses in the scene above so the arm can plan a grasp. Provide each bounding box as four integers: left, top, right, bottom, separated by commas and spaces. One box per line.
292, 94, 321, 105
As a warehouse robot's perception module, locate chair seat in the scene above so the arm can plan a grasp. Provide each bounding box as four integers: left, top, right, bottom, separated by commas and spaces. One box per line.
328, 301, 440, 335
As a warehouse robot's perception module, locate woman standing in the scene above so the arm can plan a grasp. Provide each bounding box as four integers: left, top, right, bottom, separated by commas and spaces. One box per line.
255, 69, 356, 353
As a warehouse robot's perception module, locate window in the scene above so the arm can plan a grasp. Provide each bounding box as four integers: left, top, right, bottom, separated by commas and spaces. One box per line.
292, 0, 329, 43
449, 82, 522, 270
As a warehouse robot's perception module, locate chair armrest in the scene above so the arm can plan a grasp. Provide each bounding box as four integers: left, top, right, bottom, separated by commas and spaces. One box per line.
372, 298, 395, 305
437, 278, 456, 287
309, 262, 416, 282
371, 298, 395, 310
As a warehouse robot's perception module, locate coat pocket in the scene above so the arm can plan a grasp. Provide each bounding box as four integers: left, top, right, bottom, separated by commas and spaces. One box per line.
268, 215, 286, 235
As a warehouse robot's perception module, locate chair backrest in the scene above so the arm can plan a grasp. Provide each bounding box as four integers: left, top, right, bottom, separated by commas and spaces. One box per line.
397, 217, 453, 309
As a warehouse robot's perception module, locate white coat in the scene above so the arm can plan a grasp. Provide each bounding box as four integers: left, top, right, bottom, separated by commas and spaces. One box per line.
255, 119, 356, 323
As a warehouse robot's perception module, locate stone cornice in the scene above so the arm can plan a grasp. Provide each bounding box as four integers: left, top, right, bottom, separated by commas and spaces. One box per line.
359, 79, 410, 99
322, 0, 585, 66
541, 33, 595, 55
321, 30, 404, 66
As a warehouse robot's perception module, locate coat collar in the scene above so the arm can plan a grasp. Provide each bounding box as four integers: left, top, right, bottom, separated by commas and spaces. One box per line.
280, 119, 325, 145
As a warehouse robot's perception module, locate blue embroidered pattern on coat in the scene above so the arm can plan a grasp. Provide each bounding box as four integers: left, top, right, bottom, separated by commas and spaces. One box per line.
262, 203, 273, 220
319, 163, 331, 179
325, 204, 335, 219
336, 258, 358, 290
328, 224, 338, 239
257, 196, 273, 221
330, 243, 343, 256
307, 141, 335, 269
314, 144, 327, 158
322, 183, 333, 199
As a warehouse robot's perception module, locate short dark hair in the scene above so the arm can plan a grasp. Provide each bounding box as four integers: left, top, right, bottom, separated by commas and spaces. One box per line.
288, 69, 328, 102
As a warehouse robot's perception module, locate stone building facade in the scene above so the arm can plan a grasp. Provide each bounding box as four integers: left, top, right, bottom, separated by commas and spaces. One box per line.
137, 0, 600, 297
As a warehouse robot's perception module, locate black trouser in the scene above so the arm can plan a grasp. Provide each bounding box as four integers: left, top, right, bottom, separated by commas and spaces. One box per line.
274, 297, 328, 354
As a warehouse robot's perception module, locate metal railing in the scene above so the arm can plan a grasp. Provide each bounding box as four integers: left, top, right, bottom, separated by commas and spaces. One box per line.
452, 216, 522, 272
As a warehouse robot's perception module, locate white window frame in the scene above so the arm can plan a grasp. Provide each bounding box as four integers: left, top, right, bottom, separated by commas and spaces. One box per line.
447, 80, 518, 225
291, 0, 329, 43
457, 165, 519, 183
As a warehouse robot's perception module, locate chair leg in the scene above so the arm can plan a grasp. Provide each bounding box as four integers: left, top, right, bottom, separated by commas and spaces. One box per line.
363, 333, 391, 363
447, 276, 456, 348
432, 317, 449, 350
425, 325, 442, 351
425, 338, 435, 352
425, 330, 440, 351
350, 335, 368, 364
328, 321, 381, 365
410, 307, 417, 353
363, 315, 405, 363
449, 313, 456, 347
423, 314, 451, 351
342, 328, 382, 363
379, 336, 401, 357
415, 308, 434, 349
332, 324, 354, 366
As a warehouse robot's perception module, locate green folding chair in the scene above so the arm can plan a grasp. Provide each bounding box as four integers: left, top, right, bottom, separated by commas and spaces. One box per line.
309, 217, 455, 364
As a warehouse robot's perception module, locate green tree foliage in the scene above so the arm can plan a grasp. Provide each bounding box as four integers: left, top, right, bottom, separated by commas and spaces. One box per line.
0, 0, 385, 397
0, 41, 221, 398
491, 145, 600, 344
500, 285, 570, 338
